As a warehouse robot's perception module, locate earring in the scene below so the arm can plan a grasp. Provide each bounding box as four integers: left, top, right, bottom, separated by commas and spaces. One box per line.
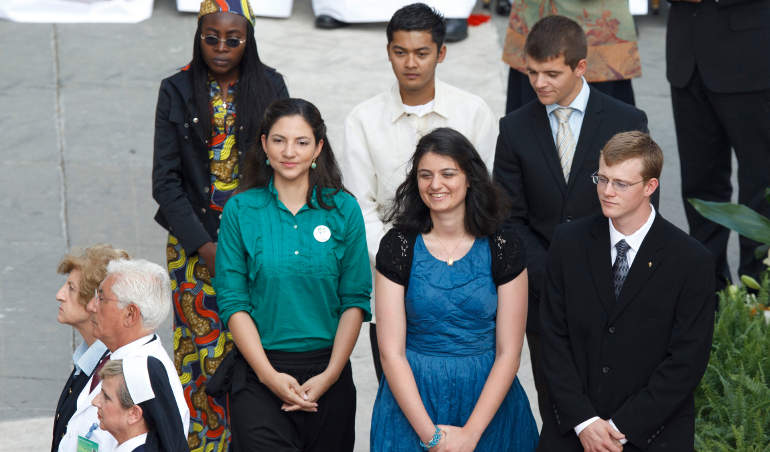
266, 158, 271, 166
311, 159, 317, 170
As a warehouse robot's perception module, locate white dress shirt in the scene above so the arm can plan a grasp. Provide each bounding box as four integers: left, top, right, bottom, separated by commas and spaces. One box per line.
341, 78, 497, 268
59, 334, 190, 452
115, 433, 147, 452
574, 205, 656, 443
545, 77, 590, 145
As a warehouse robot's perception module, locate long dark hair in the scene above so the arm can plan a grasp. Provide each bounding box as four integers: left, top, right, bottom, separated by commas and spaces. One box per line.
189, 16, 278, 153
239, 98, 346, 210
385, 127, 510, 236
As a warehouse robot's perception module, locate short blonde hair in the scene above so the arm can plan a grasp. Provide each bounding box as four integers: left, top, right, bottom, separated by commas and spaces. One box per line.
600, 131, 663, 180
57, 245, 130, 307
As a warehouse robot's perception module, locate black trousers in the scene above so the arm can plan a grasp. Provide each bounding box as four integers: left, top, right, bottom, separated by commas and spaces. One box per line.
229, 348, 356, 452
671, 69, 770, 285
505, 68, 636, 114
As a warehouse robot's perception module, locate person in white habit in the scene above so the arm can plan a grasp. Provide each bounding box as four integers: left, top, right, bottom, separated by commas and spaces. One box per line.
92, 356, 188, 452
58, 259, 190, 452
340, 2, 497, 382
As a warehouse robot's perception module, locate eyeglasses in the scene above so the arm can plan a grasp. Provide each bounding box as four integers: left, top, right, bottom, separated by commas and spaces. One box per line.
200, 33, 245, 48
591, 171, 644, 192
94, 288, 119, 304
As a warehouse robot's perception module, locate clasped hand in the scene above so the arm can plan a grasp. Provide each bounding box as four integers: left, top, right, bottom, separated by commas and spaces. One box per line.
430, 425, 480, 452
262, 370, 337, 412
578, 419, 625, 452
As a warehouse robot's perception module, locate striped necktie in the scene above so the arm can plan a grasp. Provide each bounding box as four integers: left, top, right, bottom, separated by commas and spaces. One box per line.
553, 107, 575, 181
613, 240, 631, 299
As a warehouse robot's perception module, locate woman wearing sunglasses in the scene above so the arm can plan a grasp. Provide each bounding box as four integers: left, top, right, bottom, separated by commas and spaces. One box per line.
214, 98, 371, 451
151, 1, 288, 449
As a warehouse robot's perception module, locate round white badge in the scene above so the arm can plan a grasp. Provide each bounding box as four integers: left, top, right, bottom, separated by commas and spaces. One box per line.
313, 225, 331, 243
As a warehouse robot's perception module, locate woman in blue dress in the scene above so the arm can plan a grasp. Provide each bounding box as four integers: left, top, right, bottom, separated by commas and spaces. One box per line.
371, 127, 538, 451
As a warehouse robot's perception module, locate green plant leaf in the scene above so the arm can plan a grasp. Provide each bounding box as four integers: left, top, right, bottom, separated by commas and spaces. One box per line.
765, 187, 770, 204
688, 199, 770, 244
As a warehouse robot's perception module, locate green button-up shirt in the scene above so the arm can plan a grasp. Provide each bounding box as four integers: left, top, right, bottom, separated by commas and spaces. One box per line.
215, 180, 372, 352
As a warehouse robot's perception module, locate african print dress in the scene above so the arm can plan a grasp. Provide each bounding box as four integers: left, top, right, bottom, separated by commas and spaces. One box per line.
167, 78, 239, 452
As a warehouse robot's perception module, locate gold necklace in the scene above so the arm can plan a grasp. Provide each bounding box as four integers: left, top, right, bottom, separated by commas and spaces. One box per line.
432, 234, 470, 266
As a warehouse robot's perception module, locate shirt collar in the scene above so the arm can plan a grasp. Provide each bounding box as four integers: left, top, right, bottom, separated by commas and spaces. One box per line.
116, 433, 147, 452
267, 177, 315, 212
74, 340, 109, 376
388, 78, 449, 122
609, 204, 656, 254
111, 333, 157, 360
545, 77, 590, 116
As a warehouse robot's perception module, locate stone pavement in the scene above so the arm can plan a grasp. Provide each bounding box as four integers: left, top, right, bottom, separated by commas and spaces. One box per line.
0, 1, 739, 450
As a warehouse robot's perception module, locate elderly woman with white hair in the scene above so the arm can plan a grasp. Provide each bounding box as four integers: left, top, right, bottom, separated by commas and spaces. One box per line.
59, 259, 190, 452
52, 245, 129, 452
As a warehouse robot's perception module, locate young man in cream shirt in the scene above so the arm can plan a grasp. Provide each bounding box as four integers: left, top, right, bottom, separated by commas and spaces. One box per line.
340, 3, 497, 380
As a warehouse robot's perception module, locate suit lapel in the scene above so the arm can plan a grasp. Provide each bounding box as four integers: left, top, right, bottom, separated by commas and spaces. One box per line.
609, 215, 667, 324
532, 105, 567, 195
567, 88, 602, 191
588, 216, 615, 314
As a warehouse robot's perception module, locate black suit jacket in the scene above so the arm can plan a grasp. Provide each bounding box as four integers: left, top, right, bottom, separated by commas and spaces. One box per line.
493, 88, 648, 332
152, 68, 288, 254
51, 364, 99, 452
666, 0, 770, 92
538, 213, 715, 451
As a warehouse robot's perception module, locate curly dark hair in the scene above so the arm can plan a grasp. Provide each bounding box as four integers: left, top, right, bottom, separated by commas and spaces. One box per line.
239, 98, 346, 210
385, 127, 510, 236
189, 14, 280, 155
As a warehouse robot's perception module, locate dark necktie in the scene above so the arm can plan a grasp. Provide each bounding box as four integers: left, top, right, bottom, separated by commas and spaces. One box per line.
89, 352, 111, 393
613, 239, 630, 299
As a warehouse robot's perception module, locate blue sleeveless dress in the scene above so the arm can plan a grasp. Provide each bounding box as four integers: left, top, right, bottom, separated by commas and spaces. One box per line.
370, 236, 539, 451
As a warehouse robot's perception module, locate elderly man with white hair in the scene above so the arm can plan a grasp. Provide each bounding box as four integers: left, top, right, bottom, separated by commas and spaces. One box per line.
58, 259, 190, 452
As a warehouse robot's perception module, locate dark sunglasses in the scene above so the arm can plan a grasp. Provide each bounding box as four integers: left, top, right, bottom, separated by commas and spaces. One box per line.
200, 33, 245, 48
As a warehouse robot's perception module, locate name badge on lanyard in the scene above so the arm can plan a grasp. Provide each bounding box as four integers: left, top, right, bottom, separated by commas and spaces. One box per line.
78, 422, 99, 451
77, 435, 98, 451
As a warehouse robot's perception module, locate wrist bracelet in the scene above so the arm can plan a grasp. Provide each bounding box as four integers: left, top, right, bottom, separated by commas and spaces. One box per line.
419, 425, 442, 449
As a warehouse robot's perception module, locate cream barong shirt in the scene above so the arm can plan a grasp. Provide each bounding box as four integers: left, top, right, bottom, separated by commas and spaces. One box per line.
341, 79, 497, 276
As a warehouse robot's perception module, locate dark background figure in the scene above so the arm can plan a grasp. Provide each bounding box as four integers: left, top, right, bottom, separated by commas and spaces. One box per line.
501, 0, 641, 113
493, 15, 648, 434
666, 0, 770, 289
539, 132, 715, 452
151, 0, 288, 448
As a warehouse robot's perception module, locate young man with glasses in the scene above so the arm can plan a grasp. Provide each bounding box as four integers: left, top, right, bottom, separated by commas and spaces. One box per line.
491, 15, 649, 426
538, 131, 715, 452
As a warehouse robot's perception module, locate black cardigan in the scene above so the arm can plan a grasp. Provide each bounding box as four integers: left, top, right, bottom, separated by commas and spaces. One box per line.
375, 227, 526, 291
151, 67, 288, 254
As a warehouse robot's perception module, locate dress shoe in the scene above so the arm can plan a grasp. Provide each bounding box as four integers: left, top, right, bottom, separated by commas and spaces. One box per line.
315, 14, 348, 29
445, 18, 468, 43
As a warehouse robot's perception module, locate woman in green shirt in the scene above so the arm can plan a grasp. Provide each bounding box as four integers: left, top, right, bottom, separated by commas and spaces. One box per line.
214, 98, 371, 451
